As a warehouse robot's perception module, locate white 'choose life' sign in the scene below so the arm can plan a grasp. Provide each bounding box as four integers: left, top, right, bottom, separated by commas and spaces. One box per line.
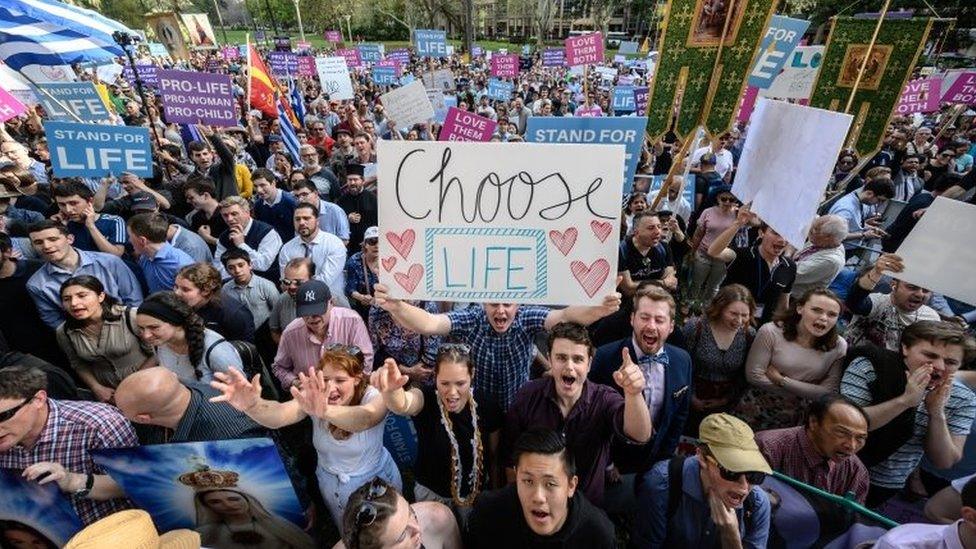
377, 141, 624, 305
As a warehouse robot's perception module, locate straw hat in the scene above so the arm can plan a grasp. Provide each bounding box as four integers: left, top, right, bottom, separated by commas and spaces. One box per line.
64, 510, 200, 549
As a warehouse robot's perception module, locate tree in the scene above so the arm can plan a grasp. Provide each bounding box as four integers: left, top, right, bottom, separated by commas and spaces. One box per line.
532, 0, 557, 47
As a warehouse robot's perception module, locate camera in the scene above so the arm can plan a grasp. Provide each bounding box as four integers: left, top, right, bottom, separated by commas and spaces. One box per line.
112, 31, 142, 47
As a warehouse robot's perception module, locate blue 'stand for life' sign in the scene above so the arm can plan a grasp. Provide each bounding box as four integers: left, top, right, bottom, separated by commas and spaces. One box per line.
373, 66, 398, 86
414, 29, 448, 58
35, 83, 111, 123
612, 86, 636, 113
748, 16, 811, 89
357, 44, 384, 63
486, 79, 514, 102
46, 121, 153, 178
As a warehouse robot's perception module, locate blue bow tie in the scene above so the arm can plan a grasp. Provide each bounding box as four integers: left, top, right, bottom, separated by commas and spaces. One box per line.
637, 350, 669, 368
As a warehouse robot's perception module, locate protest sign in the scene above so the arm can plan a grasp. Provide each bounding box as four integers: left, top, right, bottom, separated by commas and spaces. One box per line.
273, 36, 291, 51
46, 121, 153, 178
296, 40, 311, 52
891, 197, 976, 306
748, 16, 811, 89
387, 48, 411, 66
613, 54, 626, 63
35, 82, 111, 123
760, 46, 823, 100
618, 41, 639, 55
524, 117, 645, 192
427, 90, 451, 123
565, 32, 604, 66
147, 42, 169, 56
121, 64, 159, 88
92, 438, 311, 543
0, 85, 27, 122
896, 77, 942, 115
422, 69, 454, 91
357, 43, 384, 63
542, 48, 566, 67
618, 75, 635, 86
315, 57, 355, 100
255, 30, 266, 41
377, 141, 624, 305
486, 79, 514, 101
634, 86, 649, 116
221, 45, 239, 61
296, 55, 316, 77
96, 62, 124, 83
490, 54, 519, 78
612, 86, 636, 113
325, 30, 343, 42
158, 69, 236, 126
268, 51, 299, 76
439, 107, 497, 141
377, 59, 402, 76
595, 66, 617, 81
732, 98, 852, 249
373, 65, 398, 86
336, 48, 362, 69
942, 71, 976, 105
414, 29, 448, 58
472, 45, 484, 56
381, 80, 434, 129
0, 469, 83, 547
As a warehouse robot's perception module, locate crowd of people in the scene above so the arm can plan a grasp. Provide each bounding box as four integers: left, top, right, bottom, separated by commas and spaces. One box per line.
1, 40, 975, 549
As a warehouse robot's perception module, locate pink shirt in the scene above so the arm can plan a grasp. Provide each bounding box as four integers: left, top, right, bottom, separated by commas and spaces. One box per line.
271, 306, 374, 388
574, 105, 604, 117
696, 206, 738, 254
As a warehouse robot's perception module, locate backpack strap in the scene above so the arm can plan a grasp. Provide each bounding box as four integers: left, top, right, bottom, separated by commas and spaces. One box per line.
204, 338, 228, 370
123, 306, 137, 337
666, 456, 687, 527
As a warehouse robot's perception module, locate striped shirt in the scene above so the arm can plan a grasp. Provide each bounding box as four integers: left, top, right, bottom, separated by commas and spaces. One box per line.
841, 358, 976, 489
271, 307, 374, 388
0, 399, 137, 525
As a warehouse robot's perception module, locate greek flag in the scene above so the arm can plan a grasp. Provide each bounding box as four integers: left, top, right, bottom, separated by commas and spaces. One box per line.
277, 99, 303, 169
0, 0, 134, 73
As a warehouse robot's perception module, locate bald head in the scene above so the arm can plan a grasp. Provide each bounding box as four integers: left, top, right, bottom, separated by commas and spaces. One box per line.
115, 367, 188, 426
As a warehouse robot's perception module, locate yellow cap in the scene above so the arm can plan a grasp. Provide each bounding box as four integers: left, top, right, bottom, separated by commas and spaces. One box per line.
699, 413, 772, 474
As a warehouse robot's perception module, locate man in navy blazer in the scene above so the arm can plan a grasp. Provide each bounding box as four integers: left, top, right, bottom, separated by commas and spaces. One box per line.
589, 283, 692, 476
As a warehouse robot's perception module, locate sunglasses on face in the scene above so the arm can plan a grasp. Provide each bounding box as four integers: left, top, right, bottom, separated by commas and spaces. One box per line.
350, 479, 389, 549
363, 238, 378, 246
718, 196, 738, 204
709, 456, 766, 484
280, 278, 305, 287
0, 395, 34, 423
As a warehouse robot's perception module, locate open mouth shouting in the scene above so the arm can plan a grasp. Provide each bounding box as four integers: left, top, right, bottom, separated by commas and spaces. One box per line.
528, 508, 551, 526
559, 372, 578, 392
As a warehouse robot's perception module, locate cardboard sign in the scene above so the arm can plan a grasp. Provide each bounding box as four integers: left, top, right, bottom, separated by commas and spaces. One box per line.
158, 69, 236, 126
732, 98, 852, 249
387, 48, 411, 66
336, 48, 362, 69
46, 121, 153, 178
634, 86, 650, 116
268, 52, 299, 76
896, 77, 942, 115
427, 89, 449, 123
748, 16, 811, 89
486, 79, 514, 101
357, 43, 384, 63
422, 69, 454, 91
35, 82, 111, 123
324, 30, 343, 42
380, 80, 434, 130
439, 107, 497, 141
373, 66, 398, 86
0, 469, 83, 547
892, 197, 976, 305
542, 48, 566, 67
942, 71, 976, 105
565, 32, 604, 66
612, 86, 636, 113
315, 57, 354, 100
415, 29, 448, 58
760, 46, 823, 100
490, 54, 519, 78
0, 85, 28, 122
221, 45, 240, 61
618, 41, 639, 55
296, 55, 316, 77
377, 141, 624, 305
524, 116, 645, 191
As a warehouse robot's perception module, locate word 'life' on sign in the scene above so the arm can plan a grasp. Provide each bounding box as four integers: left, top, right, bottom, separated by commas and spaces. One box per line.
376, 141, 624, 305
414, 29, 448, 58
35, 82, 111, 123
158, 69, 236, 126
46, 121, 153, 178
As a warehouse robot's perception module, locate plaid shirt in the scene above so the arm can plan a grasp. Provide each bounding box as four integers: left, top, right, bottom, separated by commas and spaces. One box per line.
755, 425, 870, 503
0, 399, 137, 525
446, 305, 549, 411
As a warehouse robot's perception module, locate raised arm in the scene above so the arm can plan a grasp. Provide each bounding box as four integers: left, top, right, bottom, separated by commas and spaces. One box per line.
370, 359, 425, 417
544, 290, 621, 329
373, 284, 452, 336
210, 368, 307, 428
291, 367, 388, 432
707, 204, 752, 262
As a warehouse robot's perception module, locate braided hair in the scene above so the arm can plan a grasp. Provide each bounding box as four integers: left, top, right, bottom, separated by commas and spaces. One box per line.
140, 292, 208, 381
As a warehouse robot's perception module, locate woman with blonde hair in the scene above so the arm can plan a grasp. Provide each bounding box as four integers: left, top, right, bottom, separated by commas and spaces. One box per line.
211, 348, 401, 527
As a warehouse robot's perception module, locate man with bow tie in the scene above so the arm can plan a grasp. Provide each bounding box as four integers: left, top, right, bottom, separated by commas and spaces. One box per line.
589, 283, 693, 479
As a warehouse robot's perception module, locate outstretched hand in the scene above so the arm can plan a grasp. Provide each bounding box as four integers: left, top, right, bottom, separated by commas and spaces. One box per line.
370, 359, 410, 412
209, 368, 261, 411
291, 366, 333, 419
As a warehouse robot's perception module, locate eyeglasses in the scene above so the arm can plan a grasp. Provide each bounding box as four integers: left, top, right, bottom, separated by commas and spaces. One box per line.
718, 196, 738, 204
363, 238, 378, 246
0, 395, 34, 423
350, 479, 388, 549
940, 153, 955, 158
280, 278, 305, 287
708, 456, 766, 485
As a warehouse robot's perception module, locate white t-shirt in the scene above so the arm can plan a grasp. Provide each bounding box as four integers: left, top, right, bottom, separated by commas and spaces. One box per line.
313, 386, 386, 477
156, 328, 242, 384
691, 146, 734, 179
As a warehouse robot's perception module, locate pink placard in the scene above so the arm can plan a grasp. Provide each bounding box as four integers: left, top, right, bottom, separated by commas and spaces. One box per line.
377, 59, 401, 76
297, 56, 316, 77
439, 107, 497, 142
737, 85, 760, 124
942, 71, 976, 105
336, 48, 362, 68
565, 32, 604, 66
325, 30, 343, 43
490, 54, 519, 78
220, 46, 239, 61
896, 77, 942, 115
0, 86, 27, 122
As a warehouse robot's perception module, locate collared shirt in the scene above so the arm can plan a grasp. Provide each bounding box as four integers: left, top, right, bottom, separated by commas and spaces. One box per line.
139, 242, 195, 293
791, 244, 846, 298
222, 275, 279, 327
828, 191, 868, 250
632, 336, 667, 420
503, 378, 627, 505
874, 520, 965, 549
755, 425, 870, 502
446, 305, 550, 411
271, 306, 374, 388
278, 229, 348, 307
137, 382, 269, 445
269, 291, 296, 333
27, 248, 144, 328
0, 399, 137, 525
213, 219, 283, 278
317, 200, 351, 241
638, 457, 770, 549
169, 225, 213, 264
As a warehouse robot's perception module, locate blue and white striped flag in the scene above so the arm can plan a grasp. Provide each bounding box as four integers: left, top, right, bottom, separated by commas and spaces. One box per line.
277, 99, 303, 169
289, 78, 306, 124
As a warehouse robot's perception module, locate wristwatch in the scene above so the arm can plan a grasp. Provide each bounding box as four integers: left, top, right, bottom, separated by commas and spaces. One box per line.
73, 472, 94, 498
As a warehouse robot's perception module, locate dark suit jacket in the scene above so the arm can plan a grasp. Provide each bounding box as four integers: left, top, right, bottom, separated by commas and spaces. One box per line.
589, 339, 692, 474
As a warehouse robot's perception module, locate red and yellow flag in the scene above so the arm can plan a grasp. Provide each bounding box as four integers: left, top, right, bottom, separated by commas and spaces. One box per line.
248, 43, 278, 119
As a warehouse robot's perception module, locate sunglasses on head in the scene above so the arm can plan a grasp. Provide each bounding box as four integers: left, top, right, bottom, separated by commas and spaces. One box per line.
350, 479, 389, 549
325, 343, 363, 357
437, 342, 471, 356
709, 456, 766, 485
0, 394, 34, 423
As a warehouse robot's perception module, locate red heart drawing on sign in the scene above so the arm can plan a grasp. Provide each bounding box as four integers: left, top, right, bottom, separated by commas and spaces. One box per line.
382, 257, 397, 272
548, 227, 578, 256
394, 264, 423, 293
590, 220, 613, 242
570, 259, 610, 298
386, 229, 416, 260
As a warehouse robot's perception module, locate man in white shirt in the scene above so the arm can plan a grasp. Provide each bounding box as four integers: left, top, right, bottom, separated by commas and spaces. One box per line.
875, 475, 976, 548
278, 202, 349, 307
690, 133, 735, 181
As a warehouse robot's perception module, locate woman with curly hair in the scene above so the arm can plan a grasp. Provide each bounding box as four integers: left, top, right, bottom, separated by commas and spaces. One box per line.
174, 262, 255, 342
135, 291, 242, 383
